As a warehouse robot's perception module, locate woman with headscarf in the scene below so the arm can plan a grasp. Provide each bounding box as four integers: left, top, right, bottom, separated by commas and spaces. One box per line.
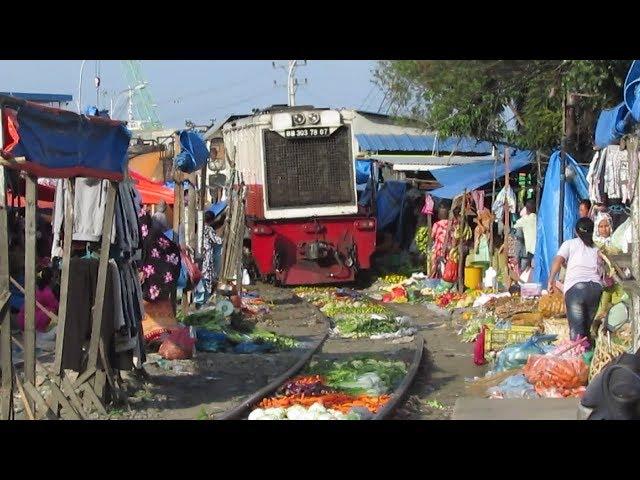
593, 212, 613, 249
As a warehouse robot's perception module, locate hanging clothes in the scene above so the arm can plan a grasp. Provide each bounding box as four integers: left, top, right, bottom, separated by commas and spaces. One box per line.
421, 194, 434, 216
597, 144, 630, 202
51, 178, 116, 257
491, 185, 516, 220
470, 190, 485, 213
60, 257, 134, 372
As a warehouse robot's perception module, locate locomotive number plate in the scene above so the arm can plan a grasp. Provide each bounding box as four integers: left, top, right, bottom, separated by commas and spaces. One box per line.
284, 127, 332, 138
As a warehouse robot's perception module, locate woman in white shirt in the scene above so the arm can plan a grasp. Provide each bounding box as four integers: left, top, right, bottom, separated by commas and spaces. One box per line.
547, 217, 603, 344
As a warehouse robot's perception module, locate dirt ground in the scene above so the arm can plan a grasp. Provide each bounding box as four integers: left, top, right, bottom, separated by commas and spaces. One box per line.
109, 283, 328, 420
388, 302, 487, 420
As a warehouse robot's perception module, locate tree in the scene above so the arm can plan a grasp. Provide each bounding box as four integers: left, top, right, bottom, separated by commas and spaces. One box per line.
373, 60, 631, 162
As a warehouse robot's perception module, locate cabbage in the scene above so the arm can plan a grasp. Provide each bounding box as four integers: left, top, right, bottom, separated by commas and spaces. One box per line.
285, 405, 307, 420
263, 407, 287, 419
248, 408, 265, 420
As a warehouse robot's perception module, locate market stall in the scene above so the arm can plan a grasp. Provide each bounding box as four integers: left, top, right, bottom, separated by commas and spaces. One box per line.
0, 94, 142, 419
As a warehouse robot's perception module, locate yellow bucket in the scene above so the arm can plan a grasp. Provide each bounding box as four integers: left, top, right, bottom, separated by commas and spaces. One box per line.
464, 266, 482, 290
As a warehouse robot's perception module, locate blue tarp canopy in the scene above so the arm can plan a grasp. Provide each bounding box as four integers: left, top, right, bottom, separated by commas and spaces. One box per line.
532, 151, 589, 287
427, 150, 533, 199
373, 181, 406, 232
1, 95, 130, 180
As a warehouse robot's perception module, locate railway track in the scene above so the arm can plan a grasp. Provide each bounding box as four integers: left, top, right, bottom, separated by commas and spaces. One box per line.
218, 289, 425, 420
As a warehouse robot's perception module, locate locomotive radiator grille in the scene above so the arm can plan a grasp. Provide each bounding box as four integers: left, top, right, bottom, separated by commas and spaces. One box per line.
263, 126, 355, 209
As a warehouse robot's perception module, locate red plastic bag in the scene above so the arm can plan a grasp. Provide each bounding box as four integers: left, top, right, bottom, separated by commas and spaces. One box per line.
180, 248, 202, 286
473, 325, 487, 365
442, 260, 458, 283
158, 327, 196, 360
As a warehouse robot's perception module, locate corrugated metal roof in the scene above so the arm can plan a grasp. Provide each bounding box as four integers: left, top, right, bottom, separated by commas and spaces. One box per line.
372, 155, 492, 169
355, 133, 496, 154
0, 92, 73, 103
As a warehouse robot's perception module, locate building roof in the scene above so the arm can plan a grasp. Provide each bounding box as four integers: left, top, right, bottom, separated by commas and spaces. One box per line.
355, 133, 496, 154
0, 91, 73, 103
204, 114, 251, 140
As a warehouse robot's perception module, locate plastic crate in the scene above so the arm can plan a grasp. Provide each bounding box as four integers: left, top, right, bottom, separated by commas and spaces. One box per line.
484, 323, 541, 352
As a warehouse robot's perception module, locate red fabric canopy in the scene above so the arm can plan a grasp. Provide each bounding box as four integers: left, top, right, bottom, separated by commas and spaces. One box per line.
129, 170, 174, 205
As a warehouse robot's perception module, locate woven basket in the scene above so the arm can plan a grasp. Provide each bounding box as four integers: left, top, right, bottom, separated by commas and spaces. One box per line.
542, 317, 570, 342
589, 324, 629, 382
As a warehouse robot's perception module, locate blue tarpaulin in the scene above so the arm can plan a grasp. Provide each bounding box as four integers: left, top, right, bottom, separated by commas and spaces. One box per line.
2, 96, 130, 180
375, 181, 407, 231
356, 159, 372, 184
624, 60, 640, 122
427, 150, 533, 199
174, 130, 209, 174
532, 151, 588, 287
594, 102, 630, 148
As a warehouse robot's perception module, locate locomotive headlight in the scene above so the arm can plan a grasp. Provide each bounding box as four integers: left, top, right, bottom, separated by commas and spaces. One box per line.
292, 113, 306, 126
307, 112, 320, 124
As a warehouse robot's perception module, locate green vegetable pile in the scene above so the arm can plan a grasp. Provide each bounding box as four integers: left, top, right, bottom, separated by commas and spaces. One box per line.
307, 358, 407, 395
320, 301, 391, 318
182, 308, 299, 351
333, 313, 399, 338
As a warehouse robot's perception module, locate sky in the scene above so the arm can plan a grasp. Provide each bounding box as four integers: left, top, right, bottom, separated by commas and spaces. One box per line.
0, 60, 384, 129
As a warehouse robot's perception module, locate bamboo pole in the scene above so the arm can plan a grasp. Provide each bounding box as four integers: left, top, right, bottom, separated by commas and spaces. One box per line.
23, 174, 37, 414
503, 149, 512, 290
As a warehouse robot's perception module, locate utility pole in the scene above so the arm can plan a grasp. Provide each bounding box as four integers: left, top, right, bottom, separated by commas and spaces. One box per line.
273, 60, 308, 106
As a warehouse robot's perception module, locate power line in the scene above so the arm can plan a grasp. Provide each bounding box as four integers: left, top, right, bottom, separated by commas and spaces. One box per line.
156, 74, 258, 106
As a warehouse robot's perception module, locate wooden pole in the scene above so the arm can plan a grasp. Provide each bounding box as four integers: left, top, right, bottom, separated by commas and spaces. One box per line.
503, 149, 512, 290
81, 181, 117, 392
50, 178, 75, 416
489, 147, 498, 268
53, 179, 74, 375
535, 151, 542, 214
458, 190, 466, 293
23, 174, 37, 414
0, 162, 13, 420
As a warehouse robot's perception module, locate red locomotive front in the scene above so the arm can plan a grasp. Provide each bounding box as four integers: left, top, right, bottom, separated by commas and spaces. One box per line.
222, 105, 375, 285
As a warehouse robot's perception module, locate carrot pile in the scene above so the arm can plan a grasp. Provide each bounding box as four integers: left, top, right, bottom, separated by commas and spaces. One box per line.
257, 392, 391, 413
523, 355, 589, 398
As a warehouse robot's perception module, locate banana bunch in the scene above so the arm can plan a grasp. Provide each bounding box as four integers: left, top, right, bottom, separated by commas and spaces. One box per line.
381, 274, 408, 285
453, 224, 473, 241
448, 247, 460, 263
415, 226, 430, 255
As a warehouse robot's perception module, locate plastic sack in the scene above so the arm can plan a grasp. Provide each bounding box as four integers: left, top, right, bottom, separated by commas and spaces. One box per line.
523, 355, 589, 396
474, 325, 487, 366
442, 260, 458, 283
159, 327, 196, 360
487, 374, 538, 399
195, 330, 228, 352
494, 335, 557, 372
611, 217, 632, 253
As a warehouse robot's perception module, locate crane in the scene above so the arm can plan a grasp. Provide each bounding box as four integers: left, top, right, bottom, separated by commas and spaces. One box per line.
120, 60, 163, 130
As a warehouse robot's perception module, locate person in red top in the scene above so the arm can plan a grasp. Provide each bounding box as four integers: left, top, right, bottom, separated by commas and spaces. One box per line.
17, 266, 58, 333
430, 205, 450, 278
